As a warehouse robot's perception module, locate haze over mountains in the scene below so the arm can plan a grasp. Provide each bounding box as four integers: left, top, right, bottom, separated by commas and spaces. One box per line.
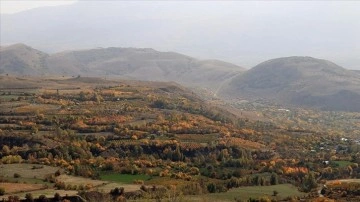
1, 1, 359, 70
1, 43, 360, 112
0, 43, 244, 90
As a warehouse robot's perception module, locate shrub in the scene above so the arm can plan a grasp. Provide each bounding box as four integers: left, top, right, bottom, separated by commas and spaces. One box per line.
54, 193, 62, 201
0, 187, 5, 196
38, 195, 49, 202
207, 183, 216, 193
14, 173, 21, 178
25, 193, 34, 202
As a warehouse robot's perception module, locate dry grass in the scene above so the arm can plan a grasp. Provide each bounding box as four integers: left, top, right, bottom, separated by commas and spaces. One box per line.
0, 189, 78, 200
56, 175, 106, 187
0, 182, 44, 194
0, 164, 59, 179
14, 104, 59, 114
95, 183, 140, 193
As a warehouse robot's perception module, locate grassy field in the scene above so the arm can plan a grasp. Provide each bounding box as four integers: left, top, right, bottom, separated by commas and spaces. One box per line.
100, 173, 150, 184
333, 160, 352, 168
184, 184, 305, 202
0, 176, 53, 186
95, 182, 141, 193
0, 164, 59, 179
57, 174, 106, 187
145, 176, 191, 187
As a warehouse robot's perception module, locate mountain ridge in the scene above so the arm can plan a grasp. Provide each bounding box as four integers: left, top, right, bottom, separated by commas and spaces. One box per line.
219, 56, 360, 111
2, 44, 360, 111
0, 44, 245, 91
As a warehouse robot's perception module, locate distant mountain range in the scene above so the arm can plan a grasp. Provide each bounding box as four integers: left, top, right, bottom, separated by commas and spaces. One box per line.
0, 43, 244, 90
1, 44, 360, 112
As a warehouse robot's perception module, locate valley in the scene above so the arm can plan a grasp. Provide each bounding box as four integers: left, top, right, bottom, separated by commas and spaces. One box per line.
0, 75, 359, 201
1, 1, 360, 201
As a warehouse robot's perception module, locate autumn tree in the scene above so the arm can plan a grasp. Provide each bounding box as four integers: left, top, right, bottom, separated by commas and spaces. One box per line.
302, 172, 317, 192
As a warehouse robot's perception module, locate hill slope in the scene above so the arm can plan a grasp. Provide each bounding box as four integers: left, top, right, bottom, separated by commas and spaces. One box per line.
0, 44, 48, 75
219, 56, 360, 111
0, 44, 245, 90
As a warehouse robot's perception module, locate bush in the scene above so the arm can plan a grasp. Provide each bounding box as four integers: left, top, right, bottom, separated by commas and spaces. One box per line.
54, 193, 62, 201
110, 187, 124, 196
207, 183, 216, 193
13, 173, 21, 178
25, 193, 34, 202
0, 187, 5, 196
38, 195, 48, 202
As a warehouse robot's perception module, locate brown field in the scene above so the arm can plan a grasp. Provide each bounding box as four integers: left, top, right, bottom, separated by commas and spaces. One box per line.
95, 183, 141, 193
0, 182, 44, 194
56, 175, 107, 187
0, 164, 59, 179
0, 189, 78, 200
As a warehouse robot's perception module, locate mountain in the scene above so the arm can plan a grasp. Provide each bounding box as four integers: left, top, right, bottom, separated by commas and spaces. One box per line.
0, 44, 245, 90
0, 43, 48, 75
1, 1, 359, 70
219, 56, 360, 111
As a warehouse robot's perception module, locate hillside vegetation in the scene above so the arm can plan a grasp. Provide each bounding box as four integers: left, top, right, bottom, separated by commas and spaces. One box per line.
219, 56, 360, 111
1, 76, 360, 201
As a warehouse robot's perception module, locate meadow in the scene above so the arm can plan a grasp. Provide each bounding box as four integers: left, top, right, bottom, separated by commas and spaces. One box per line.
186, 184, 304, 202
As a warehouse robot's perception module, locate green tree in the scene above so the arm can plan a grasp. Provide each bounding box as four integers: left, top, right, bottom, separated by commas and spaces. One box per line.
207, 183, 216, 193
270, 173, 279, 185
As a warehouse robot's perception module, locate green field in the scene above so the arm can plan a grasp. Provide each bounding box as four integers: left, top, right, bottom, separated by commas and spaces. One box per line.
333, 160, 352, 168
100, 173, 150, 184
186, 184, 305, 202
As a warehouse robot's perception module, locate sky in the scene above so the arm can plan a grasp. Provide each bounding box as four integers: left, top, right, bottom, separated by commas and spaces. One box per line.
0, 1, 359, 69
0, 0, 77, 14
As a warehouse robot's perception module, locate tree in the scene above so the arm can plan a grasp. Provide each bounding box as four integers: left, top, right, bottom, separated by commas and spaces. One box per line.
0, 187, 5, 196
270, 173, 279, 185
54, 193, 62, 201
25, 193, 34, 202
302, 172, 317, 192
2, 145, 10, 155
207, 183, 216, 193
110, 187, 124, 200
92, 93, 103, 103
172, 146, 183, 161
38, 195, 48, 202
13, 173, 21, 178
79, 91, 87, 101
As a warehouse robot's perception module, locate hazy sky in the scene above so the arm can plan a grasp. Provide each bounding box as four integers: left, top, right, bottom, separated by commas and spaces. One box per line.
0, 0, 77, 14
1, 1, 359, 69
